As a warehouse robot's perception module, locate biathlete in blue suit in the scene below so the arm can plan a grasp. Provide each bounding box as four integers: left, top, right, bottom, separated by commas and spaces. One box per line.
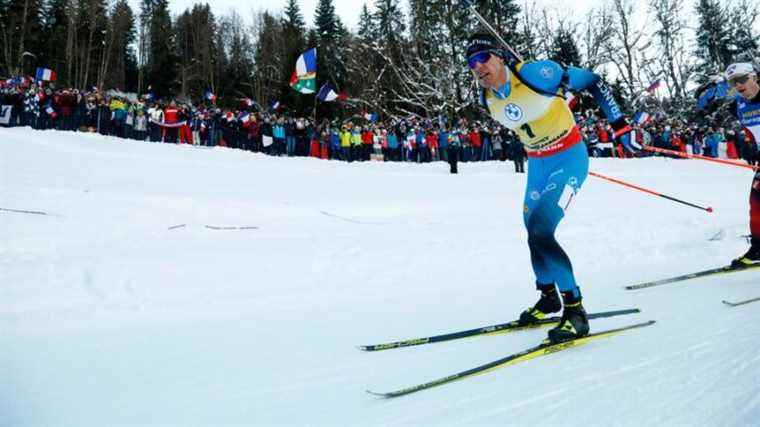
466, 32, 638, 343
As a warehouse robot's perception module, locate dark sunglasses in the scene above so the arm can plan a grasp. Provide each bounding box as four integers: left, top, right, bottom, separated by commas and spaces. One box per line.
729, 74, 751, 86
468, 51, 493, 69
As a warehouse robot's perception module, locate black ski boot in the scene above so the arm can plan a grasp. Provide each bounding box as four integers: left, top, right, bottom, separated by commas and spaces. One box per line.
547, 290, 589, 344
731, 239, 760, 268
518, 283, 561, 325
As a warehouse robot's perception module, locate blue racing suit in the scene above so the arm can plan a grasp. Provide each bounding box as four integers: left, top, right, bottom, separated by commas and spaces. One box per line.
481, 59, 626, 296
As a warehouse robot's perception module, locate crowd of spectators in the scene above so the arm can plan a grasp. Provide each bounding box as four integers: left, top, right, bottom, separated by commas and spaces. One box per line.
2, 82, 758, 168
568, 110, 758, 165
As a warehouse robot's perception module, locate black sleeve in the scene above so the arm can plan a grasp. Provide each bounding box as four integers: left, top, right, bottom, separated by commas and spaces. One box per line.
728, 99, 739, 120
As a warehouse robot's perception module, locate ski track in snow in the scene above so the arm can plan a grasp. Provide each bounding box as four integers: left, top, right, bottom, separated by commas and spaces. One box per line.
1, 127, 759, 426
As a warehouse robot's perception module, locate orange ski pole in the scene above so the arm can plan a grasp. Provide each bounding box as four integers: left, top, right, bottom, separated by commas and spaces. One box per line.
589, 171, 714, 213
643, 145, 757, 171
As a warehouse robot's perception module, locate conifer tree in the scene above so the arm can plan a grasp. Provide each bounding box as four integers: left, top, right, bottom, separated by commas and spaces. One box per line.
148, 0, 176, 96
649, 0, 693, 101
226, 11, 254, 99
346, 3, 377, 101
402, 0, 473, 117
475, 0, 521, 48
372, 0, 406, 113
281, 0, 308, 112
550, 27, 581, 67
39, 0, 68, 82
98, 0, 137, 91
175, 5, 218, 97
1, 0, 44, 76
137, 0, 154, 93
725, 0, 759, 63
694, 0, 731, 82
73, 0, 108, 88
314, 0, 344, 91
252, 11, 281, 108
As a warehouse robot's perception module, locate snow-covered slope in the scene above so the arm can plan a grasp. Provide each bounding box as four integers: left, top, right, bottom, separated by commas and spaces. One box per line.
1, 128, 758, 426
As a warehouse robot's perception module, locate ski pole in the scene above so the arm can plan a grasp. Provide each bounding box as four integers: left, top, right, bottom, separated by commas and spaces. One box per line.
589, 171, 714, 213
459, 0, 524, 63
643, 145, 758, 171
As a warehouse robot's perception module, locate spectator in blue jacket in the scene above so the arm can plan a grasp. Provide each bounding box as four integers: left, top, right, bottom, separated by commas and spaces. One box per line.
387, 131, 399, 161
329, 127, 340, 159
438, 127, 448, 161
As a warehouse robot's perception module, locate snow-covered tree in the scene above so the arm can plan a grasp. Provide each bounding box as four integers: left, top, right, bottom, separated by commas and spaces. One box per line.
694, 0, 731, 82
648, 0, 694, 103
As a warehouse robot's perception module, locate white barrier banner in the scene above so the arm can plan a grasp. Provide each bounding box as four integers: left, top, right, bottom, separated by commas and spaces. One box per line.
149, 119, 188, 128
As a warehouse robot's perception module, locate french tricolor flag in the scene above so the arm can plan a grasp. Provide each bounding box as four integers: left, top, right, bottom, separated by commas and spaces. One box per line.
645, 79, 661, 94
36, 68, 57, 82
45, 105, 58, 118
316, 82, 347, 103
633, 111, 650, 125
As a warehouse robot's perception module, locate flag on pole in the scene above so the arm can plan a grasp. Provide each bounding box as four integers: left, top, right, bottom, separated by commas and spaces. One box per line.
35, 68, 56, 82
632, 111, 650, 125
316, 82, 347, 102
270, 100, 281, 111
289, 48, 317, 94
143, 85, 155, 101
204, 90, 217, 104
645, 79, 662, 94
363, 112, 378, 122
4, 76, 28, 87
45, 105, 58, 119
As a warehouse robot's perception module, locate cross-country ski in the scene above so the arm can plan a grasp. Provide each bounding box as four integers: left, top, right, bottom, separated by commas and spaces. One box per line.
359, 308, 640, 351
624, 264, 760, 290
367, 321, 656, 398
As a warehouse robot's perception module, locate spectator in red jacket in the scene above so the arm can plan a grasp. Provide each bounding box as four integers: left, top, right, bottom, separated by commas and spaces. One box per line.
163, 101, 179, 143
362, 127, 374, 161
425, 130, 438, 161
671, 132, 686, 153
597, 122, 609, 143
58, 90, 76, 131
469, 127, 482, 161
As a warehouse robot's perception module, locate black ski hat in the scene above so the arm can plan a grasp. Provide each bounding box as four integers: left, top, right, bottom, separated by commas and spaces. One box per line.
466, 32, 500, 58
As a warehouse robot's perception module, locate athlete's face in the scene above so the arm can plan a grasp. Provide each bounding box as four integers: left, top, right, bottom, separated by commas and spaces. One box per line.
731, 73, 760, 99
470, 53, 507, 90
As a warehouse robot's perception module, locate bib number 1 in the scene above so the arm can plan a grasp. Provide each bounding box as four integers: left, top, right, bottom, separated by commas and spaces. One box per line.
520, 123, 536, 138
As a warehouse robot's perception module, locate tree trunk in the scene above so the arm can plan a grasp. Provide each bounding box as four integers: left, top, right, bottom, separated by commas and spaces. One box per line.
16, 0, 31, 75
82, 15, 97, 89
